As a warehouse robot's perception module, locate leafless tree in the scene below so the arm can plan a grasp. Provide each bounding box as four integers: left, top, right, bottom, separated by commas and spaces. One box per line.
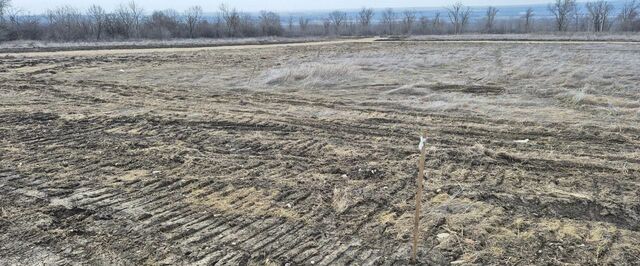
238, 13, 257, 37
7, 9, 41, 40
619, 0, 640, 31
447, 2, 471, 34
433, 12, 443, 34
47, 5, 89, 40
185, 6, 202, 38
586, 1, 613, 32
298, 17, 310, 33
131, 1, 144, 37
219, 4, 240, 37
115, 1, 143, 38
485, 7, 499, 32
119, 1, 143, 38
87, 5, 105, 40
358, 7, 374, 34
523, 7, 534, 32
287, 16, 294, 33
549, 0, 577, 31
259, 11, 283, 36
381, 8, 396, 35
574, 7, 587, 31
0, 0, 10, 23
2, 6, 19, 39
418, 16, 429, 34
322, 18, 331, 35
114, 7, 131, 38
402, 10, 417, 34
328, 10, 347, 35
5, 7, 20, 26
0, 0, 12, 39
145, 9, 180, 39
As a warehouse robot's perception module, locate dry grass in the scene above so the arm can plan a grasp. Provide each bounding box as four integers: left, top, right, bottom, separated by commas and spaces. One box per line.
0, 36, 330, 51
262, 62, 359, 88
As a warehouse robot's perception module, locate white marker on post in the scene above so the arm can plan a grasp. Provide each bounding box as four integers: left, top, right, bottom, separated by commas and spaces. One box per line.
412, 131, 428, 263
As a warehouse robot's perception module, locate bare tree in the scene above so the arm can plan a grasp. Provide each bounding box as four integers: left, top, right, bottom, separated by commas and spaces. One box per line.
184, 6, 202, 38
328, 10, 347, 35
2, 6, 20, 39
259, 11, 283, 36
47, 5, 89, 40
87, 5, 105, 40
447, 2, 471, 34
287, 16, 294, 33
402, 10, 417, 34
238, 13, 257, 37
115, 1, 143, 38
0, 0, 10, 22
549, 0, 577, 31
125, 1, 143, 38
619, 0, 640, 31
145, 9, 181, 39
574, 7, 586, 31
7, 9, 41, 40
0, 0, 11, 39
586, 1, 613, 32
523, 7, 534, 32
358, 7, 374, 34
485, 7, 499, 32
219, 4, 240, 37
418, 16, 429, 34
433, 12, 443, 34
322, 18, 331, 35
132, 2, 144, 37
298, 17, 310, 33
115, 5, 132, 38
381, 8, 397, 35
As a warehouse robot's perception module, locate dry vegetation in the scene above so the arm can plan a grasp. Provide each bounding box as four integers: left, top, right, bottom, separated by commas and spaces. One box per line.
0, 36, 330, 52
0, 39, 639, 265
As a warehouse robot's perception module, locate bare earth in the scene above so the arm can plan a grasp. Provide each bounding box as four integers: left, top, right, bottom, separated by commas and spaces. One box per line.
1, 38, 639, 265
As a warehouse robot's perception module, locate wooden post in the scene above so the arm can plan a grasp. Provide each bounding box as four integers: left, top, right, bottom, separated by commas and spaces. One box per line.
412, 130, 428, 263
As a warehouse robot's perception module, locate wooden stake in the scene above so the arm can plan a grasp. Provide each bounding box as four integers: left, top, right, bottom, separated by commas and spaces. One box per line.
412, 130, 428, 263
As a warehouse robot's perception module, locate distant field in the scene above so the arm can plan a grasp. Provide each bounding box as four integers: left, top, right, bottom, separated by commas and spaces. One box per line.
1, 38, 639, 265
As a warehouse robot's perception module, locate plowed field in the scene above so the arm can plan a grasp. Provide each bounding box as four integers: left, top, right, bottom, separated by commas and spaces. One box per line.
1, 40, 639, 265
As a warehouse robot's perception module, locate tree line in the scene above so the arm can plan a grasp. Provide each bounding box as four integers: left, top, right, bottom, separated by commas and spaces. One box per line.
1, 0, 639, 42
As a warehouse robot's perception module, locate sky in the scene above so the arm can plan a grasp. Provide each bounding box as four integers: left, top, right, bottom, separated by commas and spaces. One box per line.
13, 0, 560, 14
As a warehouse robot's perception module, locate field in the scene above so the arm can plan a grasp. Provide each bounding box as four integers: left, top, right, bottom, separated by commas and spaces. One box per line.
1, 38, 639, 265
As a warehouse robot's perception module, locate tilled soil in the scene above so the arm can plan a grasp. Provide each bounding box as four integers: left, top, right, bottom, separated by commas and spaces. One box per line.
1, 41, 639, 265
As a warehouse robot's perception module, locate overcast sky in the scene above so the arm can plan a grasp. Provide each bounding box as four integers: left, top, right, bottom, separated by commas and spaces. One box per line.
14, 0, 559, 14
